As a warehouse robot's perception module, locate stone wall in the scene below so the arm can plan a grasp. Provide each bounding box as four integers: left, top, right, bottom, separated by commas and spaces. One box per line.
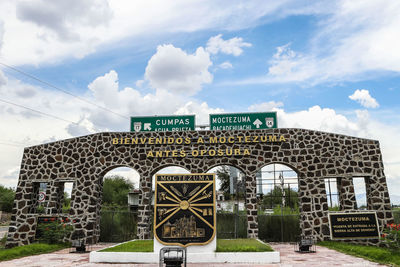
6, 128, 393, 247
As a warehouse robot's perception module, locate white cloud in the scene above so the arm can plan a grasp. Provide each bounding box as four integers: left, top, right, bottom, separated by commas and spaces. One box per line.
206, 34, 251, 56
145, 45, 212, 95
175, 101, 224, 125
0, 70, 6, 87
231, 1, 400, 86
349, 89, 379, 108
1, 0, 322, 66
248, 101, 284, 111
16, 0, 112, 41
218, 61, 233, 69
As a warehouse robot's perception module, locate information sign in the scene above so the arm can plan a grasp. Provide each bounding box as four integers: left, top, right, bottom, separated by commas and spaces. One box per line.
209, 112, 277, 130
154, 173, 216, 247
130, 115, 195, 132
328, 212, 380, 239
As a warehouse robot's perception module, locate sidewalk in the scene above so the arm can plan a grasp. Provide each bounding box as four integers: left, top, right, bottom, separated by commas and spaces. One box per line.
0, 243, 388, 267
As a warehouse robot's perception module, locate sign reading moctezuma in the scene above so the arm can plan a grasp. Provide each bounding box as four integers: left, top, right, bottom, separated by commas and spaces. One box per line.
154, 174, 216, 247
328, 212, 380, 239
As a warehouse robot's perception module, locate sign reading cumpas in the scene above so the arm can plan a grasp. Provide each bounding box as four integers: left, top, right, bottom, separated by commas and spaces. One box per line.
130, 115, 195, 132
328, 212, 380, 239
154, 173, 216, 247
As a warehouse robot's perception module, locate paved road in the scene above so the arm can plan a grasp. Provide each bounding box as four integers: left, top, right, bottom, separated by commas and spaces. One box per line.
0, 243, 388, 267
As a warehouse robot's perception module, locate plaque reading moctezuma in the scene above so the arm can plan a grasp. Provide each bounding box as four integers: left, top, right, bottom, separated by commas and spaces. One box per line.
154, 174, 216, 247
329, 212, 380, 239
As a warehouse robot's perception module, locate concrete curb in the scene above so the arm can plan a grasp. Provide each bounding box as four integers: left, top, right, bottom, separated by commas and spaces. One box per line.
90, 251, 280, 264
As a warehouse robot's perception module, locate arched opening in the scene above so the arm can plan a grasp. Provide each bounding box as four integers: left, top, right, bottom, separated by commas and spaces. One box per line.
99, 167, 140, 243
256, 163, 300, 242
207, 165, 246, 239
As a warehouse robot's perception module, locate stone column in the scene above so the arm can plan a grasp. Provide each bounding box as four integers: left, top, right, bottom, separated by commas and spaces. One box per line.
47, 181, 64, 214
366, 175, 393, 225
338, 175, 357, 210
137, 174, 152, 239
244, 173, 258, 238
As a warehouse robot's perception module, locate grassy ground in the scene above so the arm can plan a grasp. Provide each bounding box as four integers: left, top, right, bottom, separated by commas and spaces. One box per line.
216, 239, 273, 252
101, 240, 154, 252
0, 243, 68, 262
101, 238, 274, 253
319, 241, 400, 267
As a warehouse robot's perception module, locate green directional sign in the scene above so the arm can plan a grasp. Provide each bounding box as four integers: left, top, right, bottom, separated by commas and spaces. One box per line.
130, 115, 195, 132
209, 112, 277, 130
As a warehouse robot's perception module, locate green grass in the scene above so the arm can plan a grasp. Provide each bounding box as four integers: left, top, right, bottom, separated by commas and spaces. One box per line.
101, 240, 154, 252
0, 243, 68, 262
216, 239, 273, 252
319, 241, 400, 267
100, 239, 274, 253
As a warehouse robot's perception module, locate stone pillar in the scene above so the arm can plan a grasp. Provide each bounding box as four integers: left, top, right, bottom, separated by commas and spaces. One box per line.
137, 174, 152, 239
244, 174, 258, 238
366, 175, 394, 225
47, 181, 64, 214
338, 175, 357, 210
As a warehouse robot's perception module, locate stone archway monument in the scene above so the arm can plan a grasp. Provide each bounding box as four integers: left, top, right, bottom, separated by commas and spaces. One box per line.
6, 127, 393, 247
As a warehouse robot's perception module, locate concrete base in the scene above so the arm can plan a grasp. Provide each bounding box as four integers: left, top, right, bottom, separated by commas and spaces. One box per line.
90, 239, 280, 264
90, 251, 280, 264
153, 237, 216, 253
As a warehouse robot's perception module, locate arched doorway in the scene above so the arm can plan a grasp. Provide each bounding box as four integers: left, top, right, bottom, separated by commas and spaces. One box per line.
257, 163, 300, 242
99, 167, 139, 242
207, 165, 246, 239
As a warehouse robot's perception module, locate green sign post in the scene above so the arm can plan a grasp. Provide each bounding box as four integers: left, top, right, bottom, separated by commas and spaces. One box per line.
130, 115, 195, 132
209, 112, 277, 130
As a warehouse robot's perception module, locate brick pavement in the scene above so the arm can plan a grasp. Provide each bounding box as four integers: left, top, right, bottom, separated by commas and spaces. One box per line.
0, 243, 388, 267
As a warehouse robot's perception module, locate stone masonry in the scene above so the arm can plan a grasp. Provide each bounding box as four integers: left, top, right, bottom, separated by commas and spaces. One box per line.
6, 128, 393, 247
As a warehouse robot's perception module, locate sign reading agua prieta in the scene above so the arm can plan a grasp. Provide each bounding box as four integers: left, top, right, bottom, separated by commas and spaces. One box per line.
154, 173, 216, 247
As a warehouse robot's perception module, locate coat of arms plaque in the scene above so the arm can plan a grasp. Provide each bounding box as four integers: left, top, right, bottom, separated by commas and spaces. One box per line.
154, 173, 216, 247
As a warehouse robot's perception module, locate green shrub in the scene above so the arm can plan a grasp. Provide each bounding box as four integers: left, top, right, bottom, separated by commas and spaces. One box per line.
382, 223, 400, 251
99, 210, 137, 242
36, 218, 73, 244
0, 234, 7, 248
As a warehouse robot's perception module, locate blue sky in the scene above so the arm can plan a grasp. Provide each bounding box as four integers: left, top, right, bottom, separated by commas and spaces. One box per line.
1, 0, 400, 202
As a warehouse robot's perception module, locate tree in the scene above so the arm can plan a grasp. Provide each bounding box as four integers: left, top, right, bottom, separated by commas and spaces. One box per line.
62, 191, 71, 213
216, 166, 230, 194
262, 186, 298, 210
102, 175, 134, 207
0, 185, 15, 212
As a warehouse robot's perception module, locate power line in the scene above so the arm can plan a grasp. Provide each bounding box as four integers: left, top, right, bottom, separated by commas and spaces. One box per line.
0, 98, 79, 125
0, 139, 33, 146
0, 142, 24, 148
0, 61, 129, 119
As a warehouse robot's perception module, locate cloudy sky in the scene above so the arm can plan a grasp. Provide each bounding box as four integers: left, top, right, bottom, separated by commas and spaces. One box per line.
1, 0, 400, 202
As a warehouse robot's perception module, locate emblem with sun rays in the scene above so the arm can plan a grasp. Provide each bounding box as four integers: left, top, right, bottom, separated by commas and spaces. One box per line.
154, 173, 216, 247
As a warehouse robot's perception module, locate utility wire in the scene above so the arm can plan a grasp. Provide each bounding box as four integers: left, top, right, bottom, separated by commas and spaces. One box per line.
0, 98, 79, 125
0, 142, 24, 147
0, 61, 129, 119
0, 139, 33, 147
